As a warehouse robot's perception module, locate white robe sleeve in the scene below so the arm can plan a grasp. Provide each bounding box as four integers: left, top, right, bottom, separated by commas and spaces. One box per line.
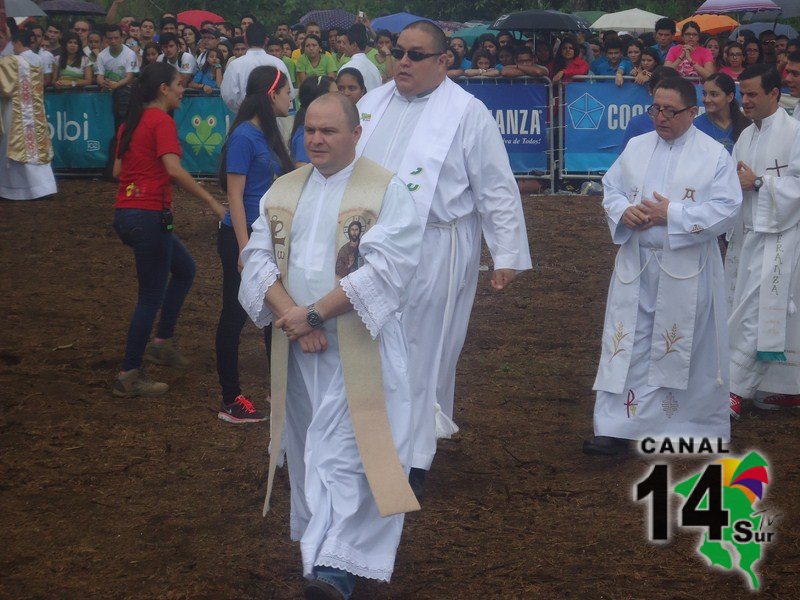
666, 149, 742, 249
340, 178, 422, 338
755, 133, 800, 234
601, 156, 635, 245
220, 66, 241, 114
462, 100, 532, 271
238, 205, 281, 329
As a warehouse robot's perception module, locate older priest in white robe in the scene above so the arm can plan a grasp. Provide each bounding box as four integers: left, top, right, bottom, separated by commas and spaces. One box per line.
356, 21, 531, 487
239, 94, 421, 600
727, 64, 800, 414
585, 77, 741, 455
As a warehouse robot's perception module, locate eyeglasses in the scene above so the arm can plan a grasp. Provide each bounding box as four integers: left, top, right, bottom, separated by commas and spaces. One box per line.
390, 47, 443, 61
647, 105, 692, 119
73, 27, 89, 32
727, 52, 743, 58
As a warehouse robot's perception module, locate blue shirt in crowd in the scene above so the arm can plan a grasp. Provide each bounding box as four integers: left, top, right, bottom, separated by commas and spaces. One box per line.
192, 68, 219, 89
291, 126, 309, 164
650, 43, 675, 63
223, 121, 283, 228
693, 113, 735, 154
590, 56, 633, 76
619, 112, 655, 152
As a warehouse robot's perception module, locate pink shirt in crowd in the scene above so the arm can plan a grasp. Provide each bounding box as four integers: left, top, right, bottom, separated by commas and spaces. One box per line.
665, 45, 714, 78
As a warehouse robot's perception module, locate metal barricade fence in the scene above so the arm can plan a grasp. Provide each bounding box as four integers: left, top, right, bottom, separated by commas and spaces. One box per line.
455, 76, 555, 192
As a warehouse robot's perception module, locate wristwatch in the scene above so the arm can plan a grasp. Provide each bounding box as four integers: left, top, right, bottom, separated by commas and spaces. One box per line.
753, 176, 764, 191
306, 303, 324, 328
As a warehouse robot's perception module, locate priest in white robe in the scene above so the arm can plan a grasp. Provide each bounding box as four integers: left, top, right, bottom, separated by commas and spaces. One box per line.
356, 21, 531, 491
586, 76, 741, 455
239, 94, 421, 600
0, 27, 57, 200
727, 64, 800, 415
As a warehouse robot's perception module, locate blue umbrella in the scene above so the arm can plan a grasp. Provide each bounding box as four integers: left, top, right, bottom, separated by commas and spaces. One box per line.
371, 12, 435, 33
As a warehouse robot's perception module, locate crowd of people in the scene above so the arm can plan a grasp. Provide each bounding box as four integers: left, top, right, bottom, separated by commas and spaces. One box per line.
1, 9, 799, 600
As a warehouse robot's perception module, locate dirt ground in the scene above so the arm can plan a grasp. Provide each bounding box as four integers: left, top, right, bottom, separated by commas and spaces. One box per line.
1, 181, 798, 600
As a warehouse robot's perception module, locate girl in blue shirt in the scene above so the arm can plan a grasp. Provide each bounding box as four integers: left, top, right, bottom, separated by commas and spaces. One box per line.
189, 48, 223, 94
214, 66, 295, 423
695, 72, 750, 154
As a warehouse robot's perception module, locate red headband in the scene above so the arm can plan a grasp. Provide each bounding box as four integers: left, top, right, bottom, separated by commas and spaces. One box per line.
266, 72, 281, 95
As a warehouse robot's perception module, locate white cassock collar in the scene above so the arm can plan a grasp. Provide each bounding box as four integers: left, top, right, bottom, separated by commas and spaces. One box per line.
658, 125, 694, 149
754, 108, 780, 131
310, 157, 357, 185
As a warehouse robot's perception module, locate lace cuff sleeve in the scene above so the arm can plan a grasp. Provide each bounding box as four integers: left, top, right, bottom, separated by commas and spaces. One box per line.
340, 266, 392, 339
238, 265, 280, 329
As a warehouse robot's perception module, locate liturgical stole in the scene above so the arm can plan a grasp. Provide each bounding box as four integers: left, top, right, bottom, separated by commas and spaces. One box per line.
262, 157, 420, 518
0, 55, 53, 164
356, 77, 472, 229
595, 129, 726, 394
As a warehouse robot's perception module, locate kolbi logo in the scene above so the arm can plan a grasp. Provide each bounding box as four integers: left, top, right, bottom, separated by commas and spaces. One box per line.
635, 443, 777, 590
46, 111, 100, 151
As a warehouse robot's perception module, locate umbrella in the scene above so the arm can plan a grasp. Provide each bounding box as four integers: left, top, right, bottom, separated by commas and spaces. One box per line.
677, 14, 739, 35
695, 0, 781, 13
492, 10, 590, 32
40, 0, 106, 15
300, 9, 356, 31
371, 12, 434, 33
728, 21, 798, 37
573, 11, 607, 24
5, 0, 46, 18
760, 0, 800, 17
177, 10, 224, 29
592, 9, 666, 32
451, 23, 496, 46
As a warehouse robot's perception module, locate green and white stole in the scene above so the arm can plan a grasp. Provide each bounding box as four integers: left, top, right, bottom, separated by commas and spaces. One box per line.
262, 157, 421, 518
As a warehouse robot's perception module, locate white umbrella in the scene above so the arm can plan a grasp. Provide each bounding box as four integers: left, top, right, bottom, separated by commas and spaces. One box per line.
592, 9, 666, 32
6, 0, 46, 18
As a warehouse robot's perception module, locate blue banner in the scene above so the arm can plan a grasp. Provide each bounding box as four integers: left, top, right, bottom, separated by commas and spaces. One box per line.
45, 90, 115, 170
563, 81, 713, 173
459, 80, 550, 174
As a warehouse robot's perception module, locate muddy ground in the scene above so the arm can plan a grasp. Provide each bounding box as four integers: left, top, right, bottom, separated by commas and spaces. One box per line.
1, 181, 798, 599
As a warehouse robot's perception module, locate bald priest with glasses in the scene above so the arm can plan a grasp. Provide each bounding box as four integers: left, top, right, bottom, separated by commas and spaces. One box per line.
584, 76, 742, 456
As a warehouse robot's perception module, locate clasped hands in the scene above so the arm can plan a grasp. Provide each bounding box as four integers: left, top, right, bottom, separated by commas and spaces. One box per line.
621, 192, 670, 230
275, 306, 328, 354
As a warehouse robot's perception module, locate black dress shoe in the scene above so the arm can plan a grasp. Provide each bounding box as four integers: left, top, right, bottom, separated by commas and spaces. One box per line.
582, 436, 630, 456
304, 579, 345, 600
409, 467, 427, 497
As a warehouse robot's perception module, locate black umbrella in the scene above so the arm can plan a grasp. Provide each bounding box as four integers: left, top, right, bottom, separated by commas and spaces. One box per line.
300, 9, 356, 31
492, 9, 590, 32
40, 0, 107, 16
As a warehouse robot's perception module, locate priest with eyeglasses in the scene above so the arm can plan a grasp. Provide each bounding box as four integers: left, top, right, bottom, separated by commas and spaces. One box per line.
585, 76, 741, 455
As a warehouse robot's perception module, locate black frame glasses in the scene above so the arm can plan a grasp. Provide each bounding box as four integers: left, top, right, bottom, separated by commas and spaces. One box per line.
646, 105, 692, 119
390, 47, 443, 62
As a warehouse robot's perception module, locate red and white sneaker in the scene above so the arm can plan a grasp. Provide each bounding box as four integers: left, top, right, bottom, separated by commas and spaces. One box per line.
753, 394, 800, 411
729, 393, 743, 420
218, 395, 267, 424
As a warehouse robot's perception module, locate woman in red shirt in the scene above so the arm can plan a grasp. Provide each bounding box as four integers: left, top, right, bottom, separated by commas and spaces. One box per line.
549, 37, 589, 84
112, 62, 225, 397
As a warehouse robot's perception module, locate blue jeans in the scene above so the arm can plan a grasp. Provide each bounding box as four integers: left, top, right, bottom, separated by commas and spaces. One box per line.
313, 566, 355, 599
113, 208, 196, 371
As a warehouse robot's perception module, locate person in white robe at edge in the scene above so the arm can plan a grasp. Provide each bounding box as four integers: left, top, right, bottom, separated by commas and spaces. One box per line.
356, 20, 532, 494
238, 93, 422, 600
584, 76, 742, 456
726, 63, 800, 417
0, 26, 57, 200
